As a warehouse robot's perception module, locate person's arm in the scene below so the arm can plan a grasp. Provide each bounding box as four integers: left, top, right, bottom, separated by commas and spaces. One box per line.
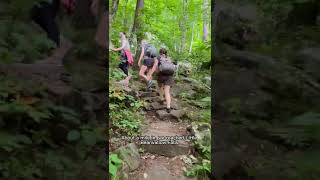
138, 47, 144, 67
112, 39, 126, 51
147, 58, 159, 80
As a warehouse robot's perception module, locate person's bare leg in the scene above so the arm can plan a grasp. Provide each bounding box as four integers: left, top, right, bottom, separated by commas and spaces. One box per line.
159, 84, 164, 101
164, 85, 171, 109
146, 68, 153, 81
124, 74, 131, 87
139, 65, 148, 82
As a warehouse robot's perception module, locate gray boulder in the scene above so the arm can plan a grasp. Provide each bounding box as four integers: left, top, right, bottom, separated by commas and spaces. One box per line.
115, 143, 141, 171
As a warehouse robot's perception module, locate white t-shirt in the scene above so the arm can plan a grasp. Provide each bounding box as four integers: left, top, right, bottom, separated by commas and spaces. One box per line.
121, 37, 130, 50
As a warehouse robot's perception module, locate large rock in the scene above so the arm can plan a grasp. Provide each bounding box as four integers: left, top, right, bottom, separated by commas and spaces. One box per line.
156, 109, 185, 121
116, 163, 130, 180
143, 164, 195, 180
115, 143, 141, 171
140, 129, 190, 157
171, 83, 196, 98
180, 77, 210, 94
177, 61, 193, 77
140, 91, 158, 98
187, 122, 211, 148
147, 101, 179, 111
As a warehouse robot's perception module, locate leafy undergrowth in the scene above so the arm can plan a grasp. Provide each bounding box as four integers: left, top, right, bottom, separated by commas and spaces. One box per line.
176, 72, 211, 179
0, 76, 106, 179
108, 53, 145, 180
1, 1, 70, 64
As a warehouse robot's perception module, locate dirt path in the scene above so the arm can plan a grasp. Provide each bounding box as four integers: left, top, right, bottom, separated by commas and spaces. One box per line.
129, 86, 196, 180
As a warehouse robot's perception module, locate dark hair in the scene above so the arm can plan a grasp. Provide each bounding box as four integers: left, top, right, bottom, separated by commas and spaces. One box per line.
121, 32, 127, 37
159, 48, 167, 57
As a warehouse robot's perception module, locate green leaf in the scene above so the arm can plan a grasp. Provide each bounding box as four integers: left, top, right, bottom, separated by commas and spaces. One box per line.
109, 163, 118, 177
110, 154, 122, 165
81, 130, 97, 146
201, 97, 211, 102
67, 130, 80, 142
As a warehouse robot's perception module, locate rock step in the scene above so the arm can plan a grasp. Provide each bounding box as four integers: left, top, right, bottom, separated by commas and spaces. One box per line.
156, 109, 185, 121
143, 96, 162, 102
142, 164, 195, 180
145, 101, 179, 111
140, 128, 191, 157
139, 91, 158, 98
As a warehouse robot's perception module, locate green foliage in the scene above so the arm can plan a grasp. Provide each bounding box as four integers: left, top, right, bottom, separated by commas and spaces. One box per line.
185, 159, 211, 179
292, 150, 320, 180
264, 112, 320, 148
0, 76, 105, 179
67, 130, 81, 142
0, 132, 32, 152
109, 85, 143, 135
0, 20, 55, 64
111, 0, 211, 61
109, 153, 122, 179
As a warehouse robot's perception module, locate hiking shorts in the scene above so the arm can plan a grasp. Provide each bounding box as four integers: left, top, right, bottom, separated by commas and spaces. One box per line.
119, 60, 129, 76
31, 1, 60, 46
119, 52, 129, 76
143, 57, 155, 68
157, 73, 174, 86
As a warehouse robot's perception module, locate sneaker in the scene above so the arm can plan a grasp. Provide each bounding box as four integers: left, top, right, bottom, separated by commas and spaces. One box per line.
147, 80, 153, 90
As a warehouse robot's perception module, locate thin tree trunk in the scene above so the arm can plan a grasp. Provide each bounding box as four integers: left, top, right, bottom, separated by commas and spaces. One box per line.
110, 0, 120, 25
123, 0, 129, 31
132, 0, 144, 68
203, 0, 209, 42
132, 0, 144, 36
180, 0, 188, 52
189, 22, 195, 53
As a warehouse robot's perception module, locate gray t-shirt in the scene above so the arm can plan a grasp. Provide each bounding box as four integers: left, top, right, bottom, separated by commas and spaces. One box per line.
121, 37, 130, 50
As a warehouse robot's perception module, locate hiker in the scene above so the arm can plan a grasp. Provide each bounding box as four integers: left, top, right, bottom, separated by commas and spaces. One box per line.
111, 32, 133, 86
156, 48, 176, 113
31, 0, 76, 47
138, 40, 158, 89
31, 0, 103, 64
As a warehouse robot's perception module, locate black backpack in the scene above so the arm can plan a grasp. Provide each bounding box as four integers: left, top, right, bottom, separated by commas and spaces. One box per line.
158, 56, 176, 75
144, 44, 157, 58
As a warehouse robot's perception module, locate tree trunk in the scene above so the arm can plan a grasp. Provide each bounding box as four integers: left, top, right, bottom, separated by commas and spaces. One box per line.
189, 22, 195, 53
95, 12, 108, 49
123, 0, 129, 31
180, 0, 188, 53
203, 0, 209, 42
109, 0, 120, 25
132, 0, 144, 69
73, 0, 96, 28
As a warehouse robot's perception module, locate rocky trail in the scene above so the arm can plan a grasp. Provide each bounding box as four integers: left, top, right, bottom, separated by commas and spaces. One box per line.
114, 80, 202, 180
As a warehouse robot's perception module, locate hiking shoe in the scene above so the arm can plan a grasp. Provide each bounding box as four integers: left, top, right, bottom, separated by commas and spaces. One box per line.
147, 80, 153, 90
166, 107, 171, 113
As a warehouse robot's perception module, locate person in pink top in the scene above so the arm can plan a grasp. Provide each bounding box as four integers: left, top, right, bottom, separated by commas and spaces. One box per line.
111, 32, 133, 87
